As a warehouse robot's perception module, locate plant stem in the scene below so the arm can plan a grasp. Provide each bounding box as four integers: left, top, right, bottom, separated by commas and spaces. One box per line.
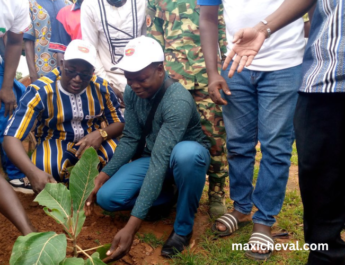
77, 244, 107, 253
73, 211, 80, 257
76, 245, 92, 259
73, 237, 77, 257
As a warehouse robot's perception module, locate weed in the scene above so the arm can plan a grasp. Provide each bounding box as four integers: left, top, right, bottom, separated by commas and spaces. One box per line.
137, 232, 164, 248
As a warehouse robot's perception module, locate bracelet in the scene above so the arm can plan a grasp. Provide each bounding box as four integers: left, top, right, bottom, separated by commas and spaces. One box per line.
266, 28, 272, 38
261, 20, 271, 38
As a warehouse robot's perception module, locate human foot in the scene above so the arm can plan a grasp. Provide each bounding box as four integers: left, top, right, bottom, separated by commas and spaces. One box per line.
211, 210, 251, 237
215, 210, 250, 232
245, 224, 273, 260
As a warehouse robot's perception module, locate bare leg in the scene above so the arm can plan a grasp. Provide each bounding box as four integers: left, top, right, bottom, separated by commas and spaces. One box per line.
0, 176, 35, 235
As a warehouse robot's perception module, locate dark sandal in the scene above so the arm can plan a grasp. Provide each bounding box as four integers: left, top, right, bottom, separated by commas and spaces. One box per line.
245, 232, 274, 261
211, 213, 239, 237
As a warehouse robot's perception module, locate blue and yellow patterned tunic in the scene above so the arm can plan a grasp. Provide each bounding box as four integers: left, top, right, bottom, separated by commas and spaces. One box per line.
5, 68, 124, 182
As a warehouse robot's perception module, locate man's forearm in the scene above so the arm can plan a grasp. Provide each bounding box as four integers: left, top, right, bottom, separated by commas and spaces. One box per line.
24, 40, 38, 81
1, 32, 23, 90
200, 5, 221, 77
104, 122, 124, 140
254, 0, 317, 36
3, 136, 39, 180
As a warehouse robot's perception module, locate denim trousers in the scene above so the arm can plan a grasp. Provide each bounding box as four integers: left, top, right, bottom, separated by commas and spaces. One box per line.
0, 62, 25, 180
97, 141, 210, 236
221, 63, 302, 226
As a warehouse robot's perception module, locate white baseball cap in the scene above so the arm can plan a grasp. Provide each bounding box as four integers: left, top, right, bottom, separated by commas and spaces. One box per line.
64, 39, 97, 68
112, 36, 164, 72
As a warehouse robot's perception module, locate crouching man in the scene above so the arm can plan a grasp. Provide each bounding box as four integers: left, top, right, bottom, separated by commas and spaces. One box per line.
85, 36, 210, 260
3, 39, 124, 193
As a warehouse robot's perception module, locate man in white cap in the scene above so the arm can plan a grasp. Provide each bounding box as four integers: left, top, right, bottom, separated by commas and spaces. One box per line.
85, 36, 211, 259
3, 39, 125, 194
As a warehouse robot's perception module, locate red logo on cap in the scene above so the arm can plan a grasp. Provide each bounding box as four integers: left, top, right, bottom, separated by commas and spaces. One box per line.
78, 46, 89, 53
125, 48, 135, 56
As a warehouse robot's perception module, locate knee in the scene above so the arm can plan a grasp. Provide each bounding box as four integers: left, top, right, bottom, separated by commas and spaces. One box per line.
96, 187, 112, 210
96, 185, 131, 211
171, 141, 210, 169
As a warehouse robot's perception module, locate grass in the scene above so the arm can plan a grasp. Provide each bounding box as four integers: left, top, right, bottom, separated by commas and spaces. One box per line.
137, 232, 165, 248
168, 142, 307, 265
291, 142, 298, 166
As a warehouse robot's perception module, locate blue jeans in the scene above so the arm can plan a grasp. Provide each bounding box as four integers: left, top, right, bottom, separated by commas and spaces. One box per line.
97, 141, 210, 236
0, 62, 25, 180
221, 63, 302, 226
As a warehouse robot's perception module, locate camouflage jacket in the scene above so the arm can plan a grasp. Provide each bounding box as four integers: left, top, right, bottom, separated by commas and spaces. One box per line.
146, 0, 227, 90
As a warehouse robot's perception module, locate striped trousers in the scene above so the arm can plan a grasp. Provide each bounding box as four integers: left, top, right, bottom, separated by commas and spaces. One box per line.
31, 138, 117, 182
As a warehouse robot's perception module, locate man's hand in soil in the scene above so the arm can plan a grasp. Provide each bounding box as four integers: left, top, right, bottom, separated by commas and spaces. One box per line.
29, 170, 56, 194
85, 172, 110, 216
103, 216, 142, 263
0, 88, 17, 117
208, 73, 231, 105
3, 136, 56, 194
75, 130, 103, 159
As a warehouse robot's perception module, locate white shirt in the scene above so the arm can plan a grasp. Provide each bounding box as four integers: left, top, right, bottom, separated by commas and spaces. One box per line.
0, 0, 30, 62
222, 0, 305, 71
81, 0, 146, 92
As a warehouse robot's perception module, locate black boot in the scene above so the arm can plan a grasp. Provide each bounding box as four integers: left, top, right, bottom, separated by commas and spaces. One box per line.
161, 230, 192, 258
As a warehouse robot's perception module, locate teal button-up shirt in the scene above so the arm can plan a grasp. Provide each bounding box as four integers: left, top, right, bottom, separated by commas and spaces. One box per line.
102, 74, 210, 219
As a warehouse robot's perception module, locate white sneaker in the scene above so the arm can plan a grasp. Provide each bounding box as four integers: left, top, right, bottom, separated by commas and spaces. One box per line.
9, 177, 34, 194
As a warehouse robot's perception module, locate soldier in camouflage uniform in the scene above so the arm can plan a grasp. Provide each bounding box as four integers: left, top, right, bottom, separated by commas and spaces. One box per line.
146, 0, 228, 217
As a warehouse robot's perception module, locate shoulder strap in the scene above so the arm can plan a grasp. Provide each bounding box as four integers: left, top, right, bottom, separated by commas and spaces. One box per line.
132, 77, 176, 160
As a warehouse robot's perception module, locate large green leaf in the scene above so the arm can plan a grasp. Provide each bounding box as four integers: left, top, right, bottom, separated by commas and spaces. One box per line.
96, 244, 111, 260
10, 232, 66, 265
60, 257, 84, 265
69, 148, 99, 215
84, 252, 107, 265
34, 183, 71, 230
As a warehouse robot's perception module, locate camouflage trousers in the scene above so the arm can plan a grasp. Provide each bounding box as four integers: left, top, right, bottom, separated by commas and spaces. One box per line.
190, 89, 228, 192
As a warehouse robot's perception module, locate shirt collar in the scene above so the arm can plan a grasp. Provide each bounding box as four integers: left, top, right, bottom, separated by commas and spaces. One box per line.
72, 2, 81, 11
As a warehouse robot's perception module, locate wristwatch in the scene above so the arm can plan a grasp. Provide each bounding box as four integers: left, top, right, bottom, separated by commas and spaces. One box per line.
98, 129, 108, 141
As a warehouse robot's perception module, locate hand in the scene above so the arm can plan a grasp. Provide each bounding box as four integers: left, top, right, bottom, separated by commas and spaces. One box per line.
28, 170, 57, 194
0, 88, 17, 117
208, 73, 231, 105
109, 83, 125, 108
30, 73, 39, 84
224, 27, 266, 78
75, 130, 103, 159
85, 172, 110, 216
103, 216, 142, 263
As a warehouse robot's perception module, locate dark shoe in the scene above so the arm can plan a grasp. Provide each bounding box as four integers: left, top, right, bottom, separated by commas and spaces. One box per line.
9, 177, 34, 194
208, 181, 226, 218
161, 230, 192, 258
209, 192, 226, 218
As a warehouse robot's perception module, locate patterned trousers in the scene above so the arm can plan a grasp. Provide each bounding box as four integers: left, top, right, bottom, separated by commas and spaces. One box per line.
31, 138, 117, 182
190, 89, 228, 190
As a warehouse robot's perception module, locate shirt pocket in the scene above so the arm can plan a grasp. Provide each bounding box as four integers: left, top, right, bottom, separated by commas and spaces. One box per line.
173, 2, 200, 35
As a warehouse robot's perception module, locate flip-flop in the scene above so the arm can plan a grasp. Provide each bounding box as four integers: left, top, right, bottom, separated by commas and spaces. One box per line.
211, 213, 239, 237
245, 232, 274, 261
